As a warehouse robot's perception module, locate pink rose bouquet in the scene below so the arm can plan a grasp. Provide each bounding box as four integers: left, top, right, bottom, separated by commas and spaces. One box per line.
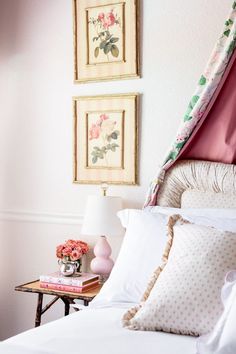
56, 239, 89, 262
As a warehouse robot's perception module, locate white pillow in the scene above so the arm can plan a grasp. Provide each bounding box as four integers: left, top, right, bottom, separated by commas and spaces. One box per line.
123, 216, 236, 336
148, 206, 236, 232
89, 209, 168, 308
197, 270, 236, 354
148, 206, 236, 219
90, 208, 236, 309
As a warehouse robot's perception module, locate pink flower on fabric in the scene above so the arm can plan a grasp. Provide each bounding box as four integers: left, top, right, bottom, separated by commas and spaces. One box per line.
89, 123, 101, 140
176, 119, 197, 141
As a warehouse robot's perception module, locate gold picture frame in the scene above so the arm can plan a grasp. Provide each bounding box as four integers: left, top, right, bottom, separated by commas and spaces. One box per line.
73, 0, 140, 83
73, 93, 138, 184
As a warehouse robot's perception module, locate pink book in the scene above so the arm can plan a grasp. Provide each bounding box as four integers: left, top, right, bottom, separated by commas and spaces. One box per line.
40, 280, 99, 293
39, 271, 99, 287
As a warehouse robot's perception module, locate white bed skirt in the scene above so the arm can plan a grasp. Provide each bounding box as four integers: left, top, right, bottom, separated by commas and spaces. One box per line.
1, 307, 196, 354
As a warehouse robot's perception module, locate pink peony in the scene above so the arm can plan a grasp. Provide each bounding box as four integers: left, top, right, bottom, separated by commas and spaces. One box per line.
89, 123, 100, 140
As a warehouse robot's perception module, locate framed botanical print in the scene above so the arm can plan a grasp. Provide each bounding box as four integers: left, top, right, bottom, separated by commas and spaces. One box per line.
73, 93, 138, 184
73, 0, 140, 83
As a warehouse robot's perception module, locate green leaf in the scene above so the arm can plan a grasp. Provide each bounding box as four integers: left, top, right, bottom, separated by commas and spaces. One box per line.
99, 40, 107, 49
92, 156, 98, 164
175, 141, 186, 149
199, 75, 206, 86
233, 1, 236, 9
111, 132, 118, 139
93, 37, 99, 42
110, 37, 119, 43
225, 19, 233, 26
167, 150, 179, 161
227, 40, 236, 55
104, 43, 112, 54
224, 29, 230, 37
94, 47, 99, 58
191, 95, 200, 107
111, 45, 119, 57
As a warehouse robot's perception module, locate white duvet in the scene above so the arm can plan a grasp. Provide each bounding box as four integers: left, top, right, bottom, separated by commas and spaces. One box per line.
0, 307, 196, 354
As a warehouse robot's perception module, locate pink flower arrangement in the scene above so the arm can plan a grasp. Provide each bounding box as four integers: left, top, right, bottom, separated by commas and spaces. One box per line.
56, 239, 89, 262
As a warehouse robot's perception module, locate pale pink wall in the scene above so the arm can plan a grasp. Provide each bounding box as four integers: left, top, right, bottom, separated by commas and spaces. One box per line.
0, 0, 233, 340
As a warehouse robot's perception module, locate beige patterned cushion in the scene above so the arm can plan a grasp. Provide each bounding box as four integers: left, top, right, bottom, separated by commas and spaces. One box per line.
123, 215, 236, 336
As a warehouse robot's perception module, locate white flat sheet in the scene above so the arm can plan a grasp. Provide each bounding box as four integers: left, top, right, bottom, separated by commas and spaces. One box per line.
0, 307, 196, 354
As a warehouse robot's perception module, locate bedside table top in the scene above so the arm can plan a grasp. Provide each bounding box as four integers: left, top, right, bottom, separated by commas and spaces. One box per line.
15, 280, 102, 301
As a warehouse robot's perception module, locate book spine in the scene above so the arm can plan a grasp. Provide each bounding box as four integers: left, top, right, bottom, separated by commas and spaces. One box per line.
40, 281, 99, 293
39, 275, 99, 287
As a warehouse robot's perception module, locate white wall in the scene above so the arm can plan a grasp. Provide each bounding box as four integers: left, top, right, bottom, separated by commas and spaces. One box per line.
0, 0, 232, 340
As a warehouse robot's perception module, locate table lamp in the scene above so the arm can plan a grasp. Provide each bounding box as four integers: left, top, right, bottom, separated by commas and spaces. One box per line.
81, 194, 123, 279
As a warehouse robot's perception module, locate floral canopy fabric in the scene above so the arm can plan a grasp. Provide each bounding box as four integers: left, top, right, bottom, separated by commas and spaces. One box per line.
145, 2, 236, 207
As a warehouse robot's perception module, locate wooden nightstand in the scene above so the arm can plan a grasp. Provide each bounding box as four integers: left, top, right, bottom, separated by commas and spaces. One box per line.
15, 280, 102, 327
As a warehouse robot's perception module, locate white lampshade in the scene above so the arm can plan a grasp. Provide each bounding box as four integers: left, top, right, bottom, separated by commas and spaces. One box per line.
81, 195, 123, 236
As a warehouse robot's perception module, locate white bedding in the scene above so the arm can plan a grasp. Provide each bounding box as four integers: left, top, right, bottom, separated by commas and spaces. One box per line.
0, 307, 196, 354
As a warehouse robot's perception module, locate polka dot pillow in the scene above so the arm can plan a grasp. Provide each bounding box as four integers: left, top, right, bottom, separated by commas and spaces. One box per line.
123, 215, 236, 336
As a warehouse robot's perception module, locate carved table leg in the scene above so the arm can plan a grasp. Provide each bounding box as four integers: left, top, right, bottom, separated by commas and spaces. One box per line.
35, 293, 43, 327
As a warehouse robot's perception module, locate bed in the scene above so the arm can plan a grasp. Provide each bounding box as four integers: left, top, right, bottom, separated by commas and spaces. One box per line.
1, 160, 236, 354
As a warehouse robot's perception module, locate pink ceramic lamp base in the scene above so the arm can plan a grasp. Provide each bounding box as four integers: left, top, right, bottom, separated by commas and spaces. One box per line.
91, 236, 114, 279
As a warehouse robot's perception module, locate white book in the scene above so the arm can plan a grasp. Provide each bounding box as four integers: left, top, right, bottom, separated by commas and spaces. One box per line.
39, 271, 99, 287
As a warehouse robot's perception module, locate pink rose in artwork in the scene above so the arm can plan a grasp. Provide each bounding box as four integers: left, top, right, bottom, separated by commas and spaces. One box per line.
99, 10, 116, 29
89, 123, 101, 140
98, 12, 105, 21
106, 10, 115, 27
101, 118, 116, 136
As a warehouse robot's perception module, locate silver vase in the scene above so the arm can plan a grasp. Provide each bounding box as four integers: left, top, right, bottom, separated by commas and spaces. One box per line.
58, 259, 80, 277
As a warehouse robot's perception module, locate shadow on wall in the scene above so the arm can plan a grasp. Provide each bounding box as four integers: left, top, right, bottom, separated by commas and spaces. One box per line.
0, 0, 21, 61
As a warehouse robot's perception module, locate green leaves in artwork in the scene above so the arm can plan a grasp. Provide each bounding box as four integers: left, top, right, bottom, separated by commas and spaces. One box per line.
233, 1, 236, 10
184, 95, 199, 121
199, 75, 206, 86
94, 47, 99, 58
91, 130, 120, 164
91, 143, 119, 163
92, 29, 120, 59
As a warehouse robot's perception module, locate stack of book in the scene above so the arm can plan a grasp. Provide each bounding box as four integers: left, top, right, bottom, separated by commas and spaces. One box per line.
39, 272, 100, 293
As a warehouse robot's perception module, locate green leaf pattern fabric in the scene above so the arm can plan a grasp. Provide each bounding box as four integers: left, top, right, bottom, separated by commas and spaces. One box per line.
144, 3, 236, 207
